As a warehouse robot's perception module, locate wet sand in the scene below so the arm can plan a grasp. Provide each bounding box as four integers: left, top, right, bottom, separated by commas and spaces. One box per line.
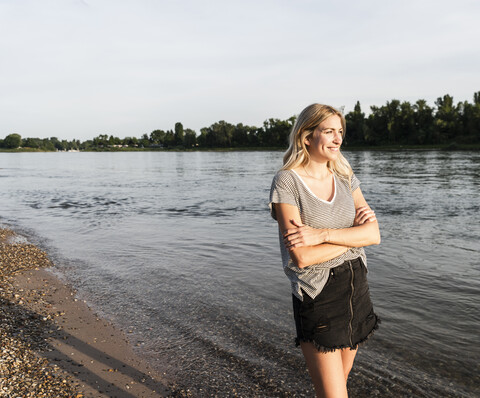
0, 228, 170, 397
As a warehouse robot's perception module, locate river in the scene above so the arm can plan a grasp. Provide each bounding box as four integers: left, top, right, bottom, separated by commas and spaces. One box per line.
0, 150, 478, 397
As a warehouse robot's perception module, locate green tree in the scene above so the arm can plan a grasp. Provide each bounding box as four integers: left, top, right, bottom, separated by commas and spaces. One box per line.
41, 138, 56, 151
108, 135, 121, 146
455, 91, 480, 144
80, 140, 93, 150
122, 137, 138, 147
384, 100, 402, 144
412, 100, 434, 144
150, 130, 166, 146
197, 128, 208, 147
434, 94, 458, 142
183, 128, 197, 148
247, 126, 261, 146
365, 100, 404, 145
232, 123, 249, 147
174, 122, 184, 146
470, 91, 480, 142
345, 101, 366, 145
3, 133, 22, 149
69, 139, 80, 150
230, 123, 261, 147
93, 134, 109, 147
163, 130, 175, 148
205, 121, 235, 147
365, 106, 386, 145
49, 137, 65, 150
397, 101, 415, 144
139, 133, 150, 148
23, 137, 41, 149
259, 117, 295, 147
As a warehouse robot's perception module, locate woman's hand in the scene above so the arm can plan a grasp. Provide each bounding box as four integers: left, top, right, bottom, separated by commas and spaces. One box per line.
283, 219, 326, 250
354, 206, 376, 226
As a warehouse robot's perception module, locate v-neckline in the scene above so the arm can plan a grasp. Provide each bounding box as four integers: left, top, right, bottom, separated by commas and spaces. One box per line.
291, 169, 336, 204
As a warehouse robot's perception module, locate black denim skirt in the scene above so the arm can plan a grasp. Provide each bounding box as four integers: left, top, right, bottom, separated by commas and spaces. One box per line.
292, 257, 380, 352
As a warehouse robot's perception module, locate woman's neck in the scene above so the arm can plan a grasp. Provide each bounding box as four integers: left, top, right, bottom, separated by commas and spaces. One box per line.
302, 161, 330, 180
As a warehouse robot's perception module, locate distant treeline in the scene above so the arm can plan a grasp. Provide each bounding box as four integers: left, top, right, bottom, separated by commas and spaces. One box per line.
1, 92, 479, 151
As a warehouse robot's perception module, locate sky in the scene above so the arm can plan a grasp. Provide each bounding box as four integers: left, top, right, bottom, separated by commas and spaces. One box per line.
1, 0, 479, 141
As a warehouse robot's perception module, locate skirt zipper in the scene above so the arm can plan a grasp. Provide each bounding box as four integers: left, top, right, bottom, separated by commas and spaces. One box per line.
348, 261, 354, 347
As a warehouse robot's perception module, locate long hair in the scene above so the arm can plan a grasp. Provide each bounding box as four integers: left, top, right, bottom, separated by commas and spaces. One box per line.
282, 103, 352, 180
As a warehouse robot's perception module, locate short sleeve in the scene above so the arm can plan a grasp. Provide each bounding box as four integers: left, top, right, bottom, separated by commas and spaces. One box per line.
351, 172, 361, 192
269, 171, 298, 220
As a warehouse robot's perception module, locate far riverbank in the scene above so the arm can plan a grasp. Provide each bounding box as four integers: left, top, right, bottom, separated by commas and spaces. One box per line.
2, 143, 480, 153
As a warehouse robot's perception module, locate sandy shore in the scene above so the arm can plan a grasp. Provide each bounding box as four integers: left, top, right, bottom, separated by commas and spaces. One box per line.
0, 228, 171, 397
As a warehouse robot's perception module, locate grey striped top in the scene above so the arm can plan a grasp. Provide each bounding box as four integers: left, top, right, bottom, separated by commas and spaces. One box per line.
269, 169, 367, 301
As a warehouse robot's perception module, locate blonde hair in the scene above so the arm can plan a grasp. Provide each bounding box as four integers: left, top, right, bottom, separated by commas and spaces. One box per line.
282, 103, 353, 180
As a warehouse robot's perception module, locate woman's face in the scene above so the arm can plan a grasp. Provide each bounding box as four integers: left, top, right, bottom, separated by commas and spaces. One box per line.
305, 114, 343, 162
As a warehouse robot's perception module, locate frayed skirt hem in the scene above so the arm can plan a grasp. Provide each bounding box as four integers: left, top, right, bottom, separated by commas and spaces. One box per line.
294, 316, 381, 353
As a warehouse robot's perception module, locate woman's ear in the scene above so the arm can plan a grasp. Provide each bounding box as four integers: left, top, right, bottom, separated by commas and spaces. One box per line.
304, 137, 310, 146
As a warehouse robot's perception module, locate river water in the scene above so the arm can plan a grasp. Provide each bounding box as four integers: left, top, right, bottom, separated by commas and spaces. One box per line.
0, 151, 478, 397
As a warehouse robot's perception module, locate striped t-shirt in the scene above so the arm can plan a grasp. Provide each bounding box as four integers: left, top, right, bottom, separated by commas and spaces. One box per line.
269, 169, 367, 301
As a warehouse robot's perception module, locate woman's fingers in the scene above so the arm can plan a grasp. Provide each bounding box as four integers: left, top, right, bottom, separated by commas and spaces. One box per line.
284, 224, 310, 240
286, 237, 308, 250
284, 232, 303, 245
355, 207, 376, 225
290, 219, 304, 228
285, 235, 300, 248
357, 214, 375, 224
358, 210, 374, 220
284, 226, 303, 237
362, 213, 376, 224
356, 206, 370, 215
358, 214, 376, 224
284, 226, 309, 247
284, 235, 299, 245
285, 239, 300, 249
284, 225, 324, 248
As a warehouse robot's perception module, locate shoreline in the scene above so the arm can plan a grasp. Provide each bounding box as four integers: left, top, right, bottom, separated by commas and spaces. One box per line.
1, 143, 480, 152
0, 228, 170, 397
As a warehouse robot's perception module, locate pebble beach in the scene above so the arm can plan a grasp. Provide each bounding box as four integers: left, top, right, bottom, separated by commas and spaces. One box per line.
0, 228, 170, 397
0, 228, 79, 397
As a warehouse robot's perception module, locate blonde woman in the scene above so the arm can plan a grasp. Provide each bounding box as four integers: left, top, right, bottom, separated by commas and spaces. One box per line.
269, 104, 380, 397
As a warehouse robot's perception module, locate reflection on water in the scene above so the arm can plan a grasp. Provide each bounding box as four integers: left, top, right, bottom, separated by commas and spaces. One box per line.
0, 150, 478, 397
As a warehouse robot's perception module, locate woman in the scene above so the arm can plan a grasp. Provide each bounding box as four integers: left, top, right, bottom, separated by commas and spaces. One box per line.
269, 104, 380, 398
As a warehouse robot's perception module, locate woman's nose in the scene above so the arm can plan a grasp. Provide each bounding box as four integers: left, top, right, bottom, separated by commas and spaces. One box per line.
333, 131, 342, 143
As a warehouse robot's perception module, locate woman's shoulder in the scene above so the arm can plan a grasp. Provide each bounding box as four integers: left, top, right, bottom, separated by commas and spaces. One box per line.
333, 170, 361, 192
334, 171, 349, 184
271, 169, 299, 192
273, 168, 295, 182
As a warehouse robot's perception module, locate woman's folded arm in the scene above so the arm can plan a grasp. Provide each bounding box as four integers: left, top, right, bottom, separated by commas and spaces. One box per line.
274, 202, 349, 269
289, 243, 350, 269
282, 187, 381, 250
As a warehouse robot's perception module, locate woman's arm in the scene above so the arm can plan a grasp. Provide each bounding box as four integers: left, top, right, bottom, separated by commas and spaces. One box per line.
274, 202, 350, 269
283, 187, 381, 250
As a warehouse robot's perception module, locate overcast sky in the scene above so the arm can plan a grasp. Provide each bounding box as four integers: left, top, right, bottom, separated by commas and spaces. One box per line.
1, 0, 479, 140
